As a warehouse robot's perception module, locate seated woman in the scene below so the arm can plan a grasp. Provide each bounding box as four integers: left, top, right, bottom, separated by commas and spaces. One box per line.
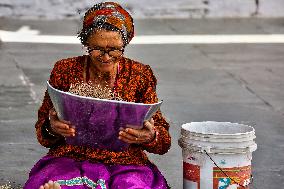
24, 2, 171, 189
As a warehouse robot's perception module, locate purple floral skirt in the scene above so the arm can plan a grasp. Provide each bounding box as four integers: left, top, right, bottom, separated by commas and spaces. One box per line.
24, 155, 169, 189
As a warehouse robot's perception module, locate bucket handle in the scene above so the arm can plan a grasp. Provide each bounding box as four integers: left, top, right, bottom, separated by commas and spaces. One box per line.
204, 150, 258, 189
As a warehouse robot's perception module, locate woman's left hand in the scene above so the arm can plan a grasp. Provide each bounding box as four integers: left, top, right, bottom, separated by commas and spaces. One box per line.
119, 118, 156, 144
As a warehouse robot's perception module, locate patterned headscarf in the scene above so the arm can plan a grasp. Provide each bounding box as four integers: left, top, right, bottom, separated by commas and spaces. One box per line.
78, 2, 134, 46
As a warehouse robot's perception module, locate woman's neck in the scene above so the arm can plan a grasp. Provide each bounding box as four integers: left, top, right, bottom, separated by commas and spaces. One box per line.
88, 59, 118, 89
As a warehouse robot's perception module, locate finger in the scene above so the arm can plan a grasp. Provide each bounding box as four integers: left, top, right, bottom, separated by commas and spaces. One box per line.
119, 131, 138, 141
119, 135, 142, 144
55, 129, 75, 136
49, 112, 58, 120
54, 182, 61, 189
52, 121, 71, 130
48, 181, 54, 186
52, 126, 75, 133
39, 186, 44, 189
150, 118, 154, 125
44, 183, 50, 189
60, 119, 72, 125
49, 109, 58, 120
49, 109, 71, 125
118, 135, 135, 143
50, 115, 72, 126
55, 128, 75, 136
124, 128, 142, 138
50, 108, 57, 115
144, 121, 154, 131
61, 133, 75, 137
121, 131, 147, 143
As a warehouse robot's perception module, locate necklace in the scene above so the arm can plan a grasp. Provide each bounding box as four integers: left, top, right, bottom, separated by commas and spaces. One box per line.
86, 56, 120, 91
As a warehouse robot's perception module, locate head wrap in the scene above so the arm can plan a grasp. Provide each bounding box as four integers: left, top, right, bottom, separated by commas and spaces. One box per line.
79, 2, 134, 45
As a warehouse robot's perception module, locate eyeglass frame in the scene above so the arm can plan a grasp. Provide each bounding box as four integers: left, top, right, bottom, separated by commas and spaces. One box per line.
87, 46, 125, 58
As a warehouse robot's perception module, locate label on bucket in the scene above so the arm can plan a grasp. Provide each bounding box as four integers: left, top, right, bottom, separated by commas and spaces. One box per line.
183, 162, 200, 189
213, 165, 251, 189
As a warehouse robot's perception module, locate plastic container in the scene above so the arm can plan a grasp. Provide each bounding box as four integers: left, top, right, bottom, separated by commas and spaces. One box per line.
178, 121, 257, 189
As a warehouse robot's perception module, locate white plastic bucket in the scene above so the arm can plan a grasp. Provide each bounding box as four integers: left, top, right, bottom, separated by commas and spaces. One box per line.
178, 121, 257, 189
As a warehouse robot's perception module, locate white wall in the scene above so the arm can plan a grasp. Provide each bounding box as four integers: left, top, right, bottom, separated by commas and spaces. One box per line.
0, 0, 283, 19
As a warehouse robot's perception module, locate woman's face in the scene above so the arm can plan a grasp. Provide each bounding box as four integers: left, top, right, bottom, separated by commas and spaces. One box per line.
86, 29, 124, 73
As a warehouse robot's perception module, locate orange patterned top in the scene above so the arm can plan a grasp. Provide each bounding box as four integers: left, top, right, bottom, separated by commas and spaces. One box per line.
36, 55, 171, 165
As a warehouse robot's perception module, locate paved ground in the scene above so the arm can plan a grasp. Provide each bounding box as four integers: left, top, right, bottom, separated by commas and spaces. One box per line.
0, 18, 284, 188
1, 0, 284, 18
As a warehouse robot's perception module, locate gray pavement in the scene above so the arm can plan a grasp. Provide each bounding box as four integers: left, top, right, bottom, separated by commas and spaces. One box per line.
1, 18, 284, 188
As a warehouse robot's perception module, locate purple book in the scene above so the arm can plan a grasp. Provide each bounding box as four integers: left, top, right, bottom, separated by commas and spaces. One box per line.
47, 81, 162, 152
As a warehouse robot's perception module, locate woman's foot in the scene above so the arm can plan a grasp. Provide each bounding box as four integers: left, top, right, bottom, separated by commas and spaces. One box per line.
39, 180, 61, 189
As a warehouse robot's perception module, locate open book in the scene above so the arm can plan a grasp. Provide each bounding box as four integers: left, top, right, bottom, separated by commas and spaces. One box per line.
47, 81, 162, 151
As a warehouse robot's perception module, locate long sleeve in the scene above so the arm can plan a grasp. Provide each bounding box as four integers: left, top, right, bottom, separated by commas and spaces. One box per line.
35, 60, 70, 148
35, 91, 65, 148
139, 65, 171, 155
33, 57, 171, 165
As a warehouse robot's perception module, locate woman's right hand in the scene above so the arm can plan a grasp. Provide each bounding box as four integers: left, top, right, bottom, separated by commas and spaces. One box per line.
49, 108, 76, 137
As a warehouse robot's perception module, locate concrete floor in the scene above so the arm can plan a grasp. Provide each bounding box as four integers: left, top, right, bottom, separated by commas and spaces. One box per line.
0, 18, 284, 188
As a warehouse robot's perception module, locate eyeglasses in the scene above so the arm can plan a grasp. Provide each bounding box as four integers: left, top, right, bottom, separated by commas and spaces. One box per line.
87, 46, 124, 58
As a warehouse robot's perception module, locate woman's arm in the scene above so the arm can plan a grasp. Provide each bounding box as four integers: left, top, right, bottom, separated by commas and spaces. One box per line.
35, 90, 65, 148
35, 60, 70, 148
139, 65, 171, 155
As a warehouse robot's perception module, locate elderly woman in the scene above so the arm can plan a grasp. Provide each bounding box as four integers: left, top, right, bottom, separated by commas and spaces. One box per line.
24, 2, 171, 189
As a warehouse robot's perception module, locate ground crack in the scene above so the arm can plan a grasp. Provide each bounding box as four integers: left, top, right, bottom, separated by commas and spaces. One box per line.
226, 71, 277, 112
7, 52, 40, 104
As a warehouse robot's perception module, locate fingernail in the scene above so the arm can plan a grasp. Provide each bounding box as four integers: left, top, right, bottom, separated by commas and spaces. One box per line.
54, 182, 60, 187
